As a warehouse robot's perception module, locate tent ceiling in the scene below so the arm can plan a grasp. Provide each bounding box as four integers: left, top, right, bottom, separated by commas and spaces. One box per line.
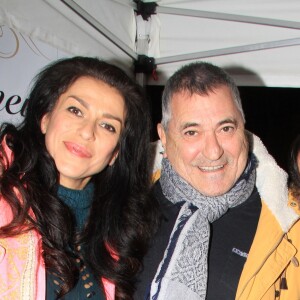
150, 0, 300, 86
0, 0, 136, 70
1, 0, 300, 87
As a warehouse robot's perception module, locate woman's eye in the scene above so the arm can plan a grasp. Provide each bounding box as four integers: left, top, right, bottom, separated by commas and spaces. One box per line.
100, 123, 116, 133
68, 106, 82, 116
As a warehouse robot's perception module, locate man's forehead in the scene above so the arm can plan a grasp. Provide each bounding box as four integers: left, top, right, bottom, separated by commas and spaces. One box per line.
171, 85, 232, 100
170, 89, 235, 113
168, 88, 244, 128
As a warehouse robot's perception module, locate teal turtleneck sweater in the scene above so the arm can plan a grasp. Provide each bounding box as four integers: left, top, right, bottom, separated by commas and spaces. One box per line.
58, 183, 94, 231
46, 183, 105, 300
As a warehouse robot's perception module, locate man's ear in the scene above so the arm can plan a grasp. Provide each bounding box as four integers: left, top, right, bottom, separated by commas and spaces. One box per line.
157, 123, 167, 158
40, 113, 50, 134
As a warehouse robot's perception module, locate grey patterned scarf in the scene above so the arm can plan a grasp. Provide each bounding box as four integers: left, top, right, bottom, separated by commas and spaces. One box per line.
150, 155, 257, 300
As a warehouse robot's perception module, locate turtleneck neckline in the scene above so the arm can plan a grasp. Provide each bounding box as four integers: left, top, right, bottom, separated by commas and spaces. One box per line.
58, 182, 94, 209
57, 182, 94, 230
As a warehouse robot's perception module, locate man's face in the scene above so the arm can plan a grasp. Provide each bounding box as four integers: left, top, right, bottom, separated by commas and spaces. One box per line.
158, 85, 248, 196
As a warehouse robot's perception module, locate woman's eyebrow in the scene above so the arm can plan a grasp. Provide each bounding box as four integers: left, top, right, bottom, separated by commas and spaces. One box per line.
69, 95, 89, 109
69, 95, 123, 125
102, 113, 123, 125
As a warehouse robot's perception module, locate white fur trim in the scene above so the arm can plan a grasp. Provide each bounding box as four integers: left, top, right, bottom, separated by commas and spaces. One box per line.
251, 133, 298, 232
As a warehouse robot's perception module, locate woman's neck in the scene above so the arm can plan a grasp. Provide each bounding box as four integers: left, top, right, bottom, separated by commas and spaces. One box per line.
57, 182, 94, 231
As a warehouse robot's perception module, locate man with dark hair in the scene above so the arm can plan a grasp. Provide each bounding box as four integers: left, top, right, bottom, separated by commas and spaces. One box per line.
135, 62, 300, 300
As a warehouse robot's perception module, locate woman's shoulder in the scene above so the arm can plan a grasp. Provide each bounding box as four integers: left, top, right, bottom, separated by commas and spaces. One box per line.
0, 195, 14, 227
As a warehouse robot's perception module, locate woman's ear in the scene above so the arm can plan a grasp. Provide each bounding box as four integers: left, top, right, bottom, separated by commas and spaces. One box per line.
109, 151, 119, 166
40, 114, 50, 134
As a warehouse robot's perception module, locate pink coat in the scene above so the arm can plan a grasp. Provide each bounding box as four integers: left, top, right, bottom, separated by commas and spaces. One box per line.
0, 139, 115, 299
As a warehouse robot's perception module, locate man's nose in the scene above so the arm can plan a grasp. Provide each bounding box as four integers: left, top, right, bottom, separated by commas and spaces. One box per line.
202, 132, 224, 161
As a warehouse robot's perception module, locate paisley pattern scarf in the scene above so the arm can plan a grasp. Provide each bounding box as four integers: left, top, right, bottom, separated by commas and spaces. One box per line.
150, 155, 257, 300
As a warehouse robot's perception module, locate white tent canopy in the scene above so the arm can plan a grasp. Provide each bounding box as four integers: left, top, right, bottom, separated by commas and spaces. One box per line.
1, 0, 300, 87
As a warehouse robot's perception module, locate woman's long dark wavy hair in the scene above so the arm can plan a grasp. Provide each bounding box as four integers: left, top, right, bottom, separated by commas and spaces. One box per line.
288, 134, 300, 202
0, 56, 158, 299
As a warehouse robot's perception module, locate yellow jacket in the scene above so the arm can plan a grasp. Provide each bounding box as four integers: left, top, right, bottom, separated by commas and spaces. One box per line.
236, 194, 300, 300
236, 132, 300, 300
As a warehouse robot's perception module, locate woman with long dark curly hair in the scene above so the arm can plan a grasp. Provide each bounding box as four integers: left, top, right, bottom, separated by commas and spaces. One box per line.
0, 56, 158, 299
288, 135, 300, 204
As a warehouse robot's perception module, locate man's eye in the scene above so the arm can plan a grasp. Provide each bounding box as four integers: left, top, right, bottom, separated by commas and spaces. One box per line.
100, 123, 116, 133
222, 126, 234, 132
184, 130, 197, 136
68, 106, 82, 116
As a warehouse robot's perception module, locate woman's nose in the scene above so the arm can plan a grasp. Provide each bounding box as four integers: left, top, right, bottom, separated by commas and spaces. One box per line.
78, 121, 95, 141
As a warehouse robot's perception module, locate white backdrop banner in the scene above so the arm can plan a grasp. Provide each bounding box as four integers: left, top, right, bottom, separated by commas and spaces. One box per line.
0, 25, 69, 125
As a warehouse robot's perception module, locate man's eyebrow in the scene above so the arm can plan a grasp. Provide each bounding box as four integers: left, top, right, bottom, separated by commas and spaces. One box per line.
180, 118, 238, 130
181, 122, 200, 130
218, 118, 238, 126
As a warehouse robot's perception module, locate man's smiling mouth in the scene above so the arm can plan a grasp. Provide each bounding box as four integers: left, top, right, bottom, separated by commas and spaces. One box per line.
199, 165, 224, 172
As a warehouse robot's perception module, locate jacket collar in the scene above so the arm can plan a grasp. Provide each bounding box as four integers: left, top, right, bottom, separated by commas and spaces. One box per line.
251, 132, 299, 232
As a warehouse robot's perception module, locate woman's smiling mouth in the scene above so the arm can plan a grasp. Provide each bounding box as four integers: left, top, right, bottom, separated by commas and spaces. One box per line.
64, 141, 92, 158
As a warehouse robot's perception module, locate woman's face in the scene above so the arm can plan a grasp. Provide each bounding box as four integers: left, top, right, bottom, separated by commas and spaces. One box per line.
41, 76, 126, 190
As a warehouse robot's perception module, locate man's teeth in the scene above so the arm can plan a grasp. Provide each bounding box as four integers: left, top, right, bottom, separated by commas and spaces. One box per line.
200, 165, 223, 171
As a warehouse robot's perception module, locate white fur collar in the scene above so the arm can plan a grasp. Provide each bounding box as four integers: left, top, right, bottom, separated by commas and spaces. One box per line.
251, 133, 298, 232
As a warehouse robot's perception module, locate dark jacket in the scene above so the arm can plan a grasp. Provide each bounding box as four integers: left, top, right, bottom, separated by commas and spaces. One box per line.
134, 182, 180, 300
